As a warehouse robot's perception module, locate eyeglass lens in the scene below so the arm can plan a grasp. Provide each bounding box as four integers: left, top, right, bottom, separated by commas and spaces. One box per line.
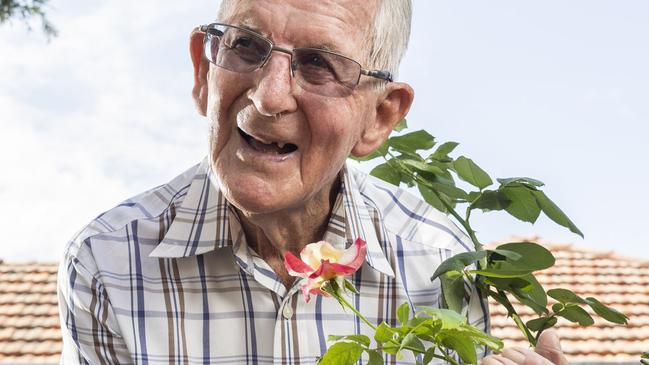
203, 24, 362, 97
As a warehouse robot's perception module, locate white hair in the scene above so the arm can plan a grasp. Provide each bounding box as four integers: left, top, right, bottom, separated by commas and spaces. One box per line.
216, 0, 412, 79
366, 0, 412, 79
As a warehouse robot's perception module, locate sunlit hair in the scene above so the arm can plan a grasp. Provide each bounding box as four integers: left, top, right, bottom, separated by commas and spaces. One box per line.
216, 0, 412, 80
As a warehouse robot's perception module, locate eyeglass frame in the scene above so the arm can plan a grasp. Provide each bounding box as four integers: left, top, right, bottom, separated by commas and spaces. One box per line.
194, 22, 393, 90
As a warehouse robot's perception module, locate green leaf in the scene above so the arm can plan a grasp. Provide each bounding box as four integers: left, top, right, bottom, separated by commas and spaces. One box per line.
557, 305, 594, 326
327, 334, 371, 347
317, 341, 364, 365
380, 345, 399, 355
430, 182, 469, 201
401, 159, 447, 175
501, 185, 542, 223
457, 325, 504, 352
397, 302, 410, 325
486, 274, 548, 315
472, 268, 532, 278
547, 288, 587, 305
350, 142, 388, 161
466, 191, 481, 202
430, 141, 459, 161
453, 156, 493, 190
497, 177, 545, 188
343, 279, 359, 294
418, 184, 448, 213
431, 251, 487, 281
388, 130, 436, 153
439, 272, 466, 313
533, 190, 584, 237
439, 330, 477, 364
510, 275, 548, 315
526, 316, 557, 332
370, 163, 400, 186
470, 190, 510, 212
585, 297, 628, 324
423, 347, 437, 365
417, 307, 467, 329
374, 322, 396, 344
494, 242, 556, 271
394, 118, 408, 132
400, 333, 426, 353
366, 349, 384, 365
488, 249, 522, 261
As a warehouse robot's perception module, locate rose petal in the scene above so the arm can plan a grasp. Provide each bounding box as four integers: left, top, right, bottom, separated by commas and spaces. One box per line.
309, 259, 358, 281
337, 238, 367, 270
299, 278, 328, 303
299, 241, 323, 269
284, 251, 315, 277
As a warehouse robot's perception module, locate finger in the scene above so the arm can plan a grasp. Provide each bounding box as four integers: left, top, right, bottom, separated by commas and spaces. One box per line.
481, 354, 508, 365
504, 348, 554, 365
536, 329, 569, 365
496, 354, 520, 365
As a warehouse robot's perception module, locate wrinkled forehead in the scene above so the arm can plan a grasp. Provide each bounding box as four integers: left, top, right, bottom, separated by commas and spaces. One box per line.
219, 0, 376, 55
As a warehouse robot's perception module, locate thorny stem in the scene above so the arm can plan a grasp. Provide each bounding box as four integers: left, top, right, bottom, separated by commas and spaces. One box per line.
489, 288, 537, 346
328, 287, 377, 331
387, 154, 482, 252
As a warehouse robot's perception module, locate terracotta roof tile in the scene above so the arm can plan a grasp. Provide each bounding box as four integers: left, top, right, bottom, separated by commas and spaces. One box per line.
0, 262, 61, 363
1, 238, 648, 363
489, 237, 649, 363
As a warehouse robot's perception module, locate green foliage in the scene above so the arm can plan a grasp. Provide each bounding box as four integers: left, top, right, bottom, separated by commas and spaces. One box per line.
317, 341, 364, 365
0, 0, 57, 39
388, 130, 436, 153
328, 126, 629, 363
453, 156, 493, 190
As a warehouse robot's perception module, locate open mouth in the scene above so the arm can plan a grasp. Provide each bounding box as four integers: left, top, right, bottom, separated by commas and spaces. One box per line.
238, 127, 298, 155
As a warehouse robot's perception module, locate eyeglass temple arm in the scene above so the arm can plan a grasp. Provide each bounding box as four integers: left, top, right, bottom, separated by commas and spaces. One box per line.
361, 69, 393, 82
194, 24, 209, 33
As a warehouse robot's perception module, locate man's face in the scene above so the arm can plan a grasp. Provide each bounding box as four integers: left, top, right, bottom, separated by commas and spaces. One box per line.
203, 0, 379, 215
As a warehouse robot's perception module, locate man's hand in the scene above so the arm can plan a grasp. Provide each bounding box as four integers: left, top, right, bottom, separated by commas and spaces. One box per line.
481, 329, 569, 365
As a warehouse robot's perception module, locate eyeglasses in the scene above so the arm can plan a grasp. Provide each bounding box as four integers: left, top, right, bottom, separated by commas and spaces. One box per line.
195, 23, 393, 98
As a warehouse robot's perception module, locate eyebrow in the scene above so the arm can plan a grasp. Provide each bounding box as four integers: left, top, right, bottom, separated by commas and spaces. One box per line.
231, 17, 340, 54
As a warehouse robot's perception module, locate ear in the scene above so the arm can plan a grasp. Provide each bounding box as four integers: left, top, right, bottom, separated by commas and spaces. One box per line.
189, 28, 209, 116
351, 82, 415, 157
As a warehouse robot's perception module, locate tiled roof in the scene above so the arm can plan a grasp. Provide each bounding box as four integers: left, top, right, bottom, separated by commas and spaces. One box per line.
0, 238, 647, 363
0, 262, 60, 364
489, 237, 649, 363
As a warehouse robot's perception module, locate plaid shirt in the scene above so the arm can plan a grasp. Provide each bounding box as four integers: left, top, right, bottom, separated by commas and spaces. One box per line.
58, 158, 489, 364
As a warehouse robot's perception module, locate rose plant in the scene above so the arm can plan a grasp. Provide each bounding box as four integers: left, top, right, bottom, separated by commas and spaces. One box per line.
284, 238, 504, 365
287, 120, 629, 365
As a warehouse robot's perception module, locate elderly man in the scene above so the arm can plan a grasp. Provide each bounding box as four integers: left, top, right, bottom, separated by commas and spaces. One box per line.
58, 1, 567, 364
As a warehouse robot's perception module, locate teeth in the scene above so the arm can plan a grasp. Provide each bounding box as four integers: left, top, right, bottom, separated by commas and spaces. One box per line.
277, 142, 285, 148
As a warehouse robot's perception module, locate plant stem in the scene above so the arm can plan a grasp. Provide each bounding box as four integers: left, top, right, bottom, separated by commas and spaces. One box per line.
490, 289, 537, 346
386, 153, 483, 253
331, 289, 377, 331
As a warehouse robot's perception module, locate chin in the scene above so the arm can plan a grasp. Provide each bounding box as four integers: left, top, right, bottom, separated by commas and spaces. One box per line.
218, 174, 298, 216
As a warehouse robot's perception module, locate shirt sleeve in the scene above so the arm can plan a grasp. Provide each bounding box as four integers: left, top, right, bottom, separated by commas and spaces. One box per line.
57, 241, 132, 364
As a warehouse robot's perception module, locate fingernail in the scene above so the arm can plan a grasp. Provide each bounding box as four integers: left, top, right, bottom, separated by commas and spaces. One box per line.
503, 348, 526, 364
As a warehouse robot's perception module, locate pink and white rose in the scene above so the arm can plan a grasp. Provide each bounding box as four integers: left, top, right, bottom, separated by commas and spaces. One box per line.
283, 238, 367, 302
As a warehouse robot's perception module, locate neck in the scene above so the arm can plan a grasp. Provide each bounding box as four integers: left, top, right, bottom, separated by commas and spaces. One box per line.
235, 177, 340, 286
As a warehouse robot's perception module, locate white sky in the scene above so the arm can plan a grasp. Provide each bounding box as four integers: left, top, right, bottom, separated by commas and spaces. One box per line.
1, 1, 647, 262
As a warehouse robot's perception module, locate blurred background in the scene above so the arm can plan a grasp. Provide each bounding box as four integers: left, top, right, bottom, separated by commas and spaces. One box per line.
1, 0, 648, 261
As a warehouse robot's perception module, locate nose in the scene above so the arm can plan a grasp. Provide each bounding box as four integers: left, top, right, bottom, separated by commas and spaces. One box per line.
248, 51, 298, 117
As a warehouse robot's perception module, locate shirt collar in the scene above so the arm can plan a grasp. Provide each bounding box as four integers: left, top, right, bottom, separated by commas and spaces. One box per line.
149, 158, 395, 278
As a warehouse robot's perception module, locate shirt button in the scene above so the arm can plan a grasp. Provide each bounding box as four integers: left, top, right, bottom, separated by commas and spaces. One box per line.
282, 305, 293, 319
